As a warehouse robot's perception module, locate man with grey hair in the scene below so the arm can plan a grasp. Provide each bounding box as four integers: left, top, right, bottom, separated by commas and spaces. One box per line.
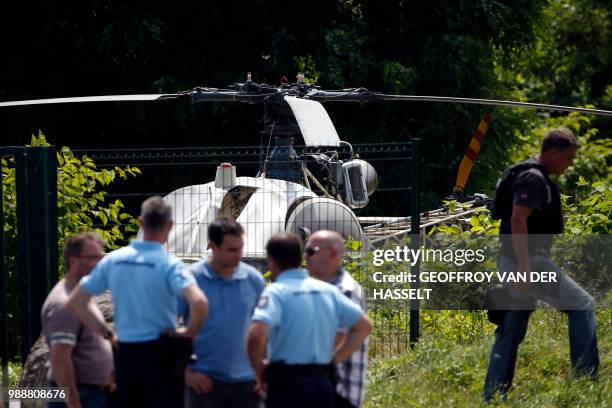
43, 233, 112, 408
68, 196, 208, 408
305, 230, 368, 408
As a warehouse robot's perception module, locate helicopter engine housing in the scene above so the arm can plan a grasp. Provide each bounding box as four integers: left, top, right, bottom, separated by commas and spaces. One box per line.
285, 196, 365, 244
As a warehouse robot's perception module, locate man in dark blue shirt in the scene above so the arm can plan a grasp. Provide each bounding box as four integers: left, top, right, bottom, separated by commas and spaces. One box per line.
484, 128, 600, 401
180, 218, 265, 408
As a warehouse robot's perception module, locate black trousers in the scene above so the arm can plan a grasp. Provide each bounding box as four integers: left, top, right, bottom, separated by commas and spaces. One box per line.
185, 379, 259, 408
115, 340, 185, 408
265, 363, 334, 408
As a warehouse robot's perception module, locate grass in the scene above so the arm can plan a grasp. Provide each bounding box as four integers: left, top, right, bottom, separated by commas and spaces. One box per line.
366, 310, 610, 407
1, 311, 609, 406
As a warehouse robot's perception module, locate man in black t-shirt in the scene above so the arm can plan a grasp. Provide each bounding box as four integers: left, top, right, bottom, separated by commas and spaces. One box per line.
484, 128, 600, 402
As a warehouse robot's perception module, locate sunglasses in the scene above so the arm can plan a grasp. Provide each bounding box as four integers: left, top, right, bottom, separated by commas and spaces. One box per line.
304, 246, 331, 256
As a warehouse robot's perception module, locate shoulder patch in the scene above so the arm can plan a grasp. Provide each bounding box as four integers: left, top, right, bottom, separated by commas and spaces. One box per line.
257, 295, 269, 309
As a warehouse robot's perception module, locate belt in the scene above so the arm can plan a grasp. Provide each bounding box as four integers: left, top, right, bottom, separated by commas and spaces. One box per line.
77, 383, 109, 391
49, 381, 108, 392
265, 362, 333, 382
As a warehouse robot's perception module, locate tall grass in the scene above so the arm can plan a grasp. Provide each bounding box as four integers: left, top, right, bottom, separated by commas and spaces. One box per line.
366, 310, 610, 407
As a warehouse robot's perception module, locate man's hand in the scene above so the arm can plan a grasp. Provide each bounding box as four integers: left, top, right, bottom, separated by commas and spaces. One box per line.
512, 260, 532, 291
333, 314, 373, 364
511, 204, 533, 291
253, 360, 268, 397
185, 367, 214, 395
167, 326, 198, 341
108, 371, 117, 393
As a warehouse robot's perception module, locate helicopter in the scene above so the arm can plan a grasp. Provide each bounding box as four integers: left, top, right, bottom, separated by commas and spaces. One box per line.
2, 73, 611, 264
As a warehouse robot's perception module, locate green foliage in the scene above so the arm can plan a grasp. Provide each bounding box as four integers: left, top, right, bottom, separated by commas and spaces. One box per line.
18, 134, 140, 258
503, 0, 612, 110
511, 111, 611, 193
564, 181, 612, 234
504, 109, 611, 233
431, 203, 500, 236
1, 133, 140, 358
0, 361, 23, 387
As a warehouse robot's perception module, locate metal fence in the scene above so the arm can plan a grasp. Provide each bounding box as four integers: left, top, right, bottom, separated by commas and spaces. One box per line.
1, 140, 422, 374
72, 141, 422, 357
1, 146, 58, 384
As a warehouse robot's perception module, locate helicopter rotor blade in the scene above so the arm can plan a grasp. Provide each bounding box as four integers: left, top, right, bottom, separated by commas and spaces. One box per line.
0, 94, 182, 107
0, 88, 275, 108
308, 90, 612, 117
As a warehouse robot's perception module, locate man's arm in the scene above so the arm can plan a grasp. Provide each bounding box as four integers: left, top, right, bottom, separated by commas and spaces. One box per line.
510, 203, 533, 273
50, 344, 81, 408
247, 321, 269, 394
332, 314, 373, 364
181, 284, 208, 339
66, 286, 112, 340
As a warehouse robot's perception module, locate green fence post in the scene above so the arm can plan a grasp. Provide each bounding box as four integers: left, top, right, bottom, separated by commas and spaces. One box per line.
0, 151, 7, 385
15, 146, 58, 362
410, 138, 421, 346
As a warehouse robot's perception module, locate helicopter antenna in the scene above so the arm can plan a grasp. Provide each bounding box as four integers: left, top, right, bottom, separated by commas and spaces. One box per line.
260, 123, 275, 177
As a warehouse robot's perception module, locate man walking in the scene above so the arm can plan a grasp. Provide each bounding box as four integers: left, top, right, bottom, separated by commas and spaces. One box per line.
306, 230, 368, 408
484, 128, 599, 401
180, 218, 265, 408
43, 233, 112, 408
247, 233, 372, 408
67, 196, 208, 408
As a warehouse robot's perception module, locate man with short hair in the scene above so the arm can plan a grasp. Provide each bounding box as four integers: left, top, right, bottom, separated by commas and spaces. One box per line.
67, 196, 208, 408
180, 218, 264, 408
247, 233, 373, 408
43, 233, 112, 408
483, 128, 600, 401
306, 230, 368, 408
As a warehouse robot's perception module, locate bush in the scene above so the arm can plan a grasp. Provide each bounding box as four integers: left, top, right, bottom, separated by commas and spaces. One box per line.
2, 133, 140, 359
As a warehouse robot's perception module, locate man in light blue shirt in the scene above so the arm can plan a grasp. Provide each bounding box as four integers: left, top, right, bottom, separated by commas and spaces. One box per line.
180, 218, 265, 408
247, 233, 373, 408
67, 196, 208, 408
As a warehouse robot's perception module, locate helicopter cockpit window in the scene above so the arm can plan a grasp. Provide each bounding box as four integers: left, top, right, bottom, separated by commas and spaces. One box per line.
343, 161, 369, 208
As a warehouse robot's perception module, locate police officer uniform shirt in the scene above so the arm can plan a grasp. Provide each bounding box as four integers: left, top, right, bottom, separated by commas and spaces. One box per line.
252, 268, 362, 364
80, 240, 195, 342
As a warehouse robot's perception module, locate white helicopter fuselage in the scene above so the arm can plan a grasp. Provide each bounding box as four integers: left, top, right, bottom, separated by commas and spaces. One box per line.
163, 176, 365, 263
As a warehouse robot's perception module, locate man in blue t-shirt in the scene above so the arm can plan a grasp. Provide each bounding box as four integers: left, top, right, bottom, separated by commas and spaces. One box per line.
67, 196, 208, 408
247, 233, 373, 408
179, 218, 265, 408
